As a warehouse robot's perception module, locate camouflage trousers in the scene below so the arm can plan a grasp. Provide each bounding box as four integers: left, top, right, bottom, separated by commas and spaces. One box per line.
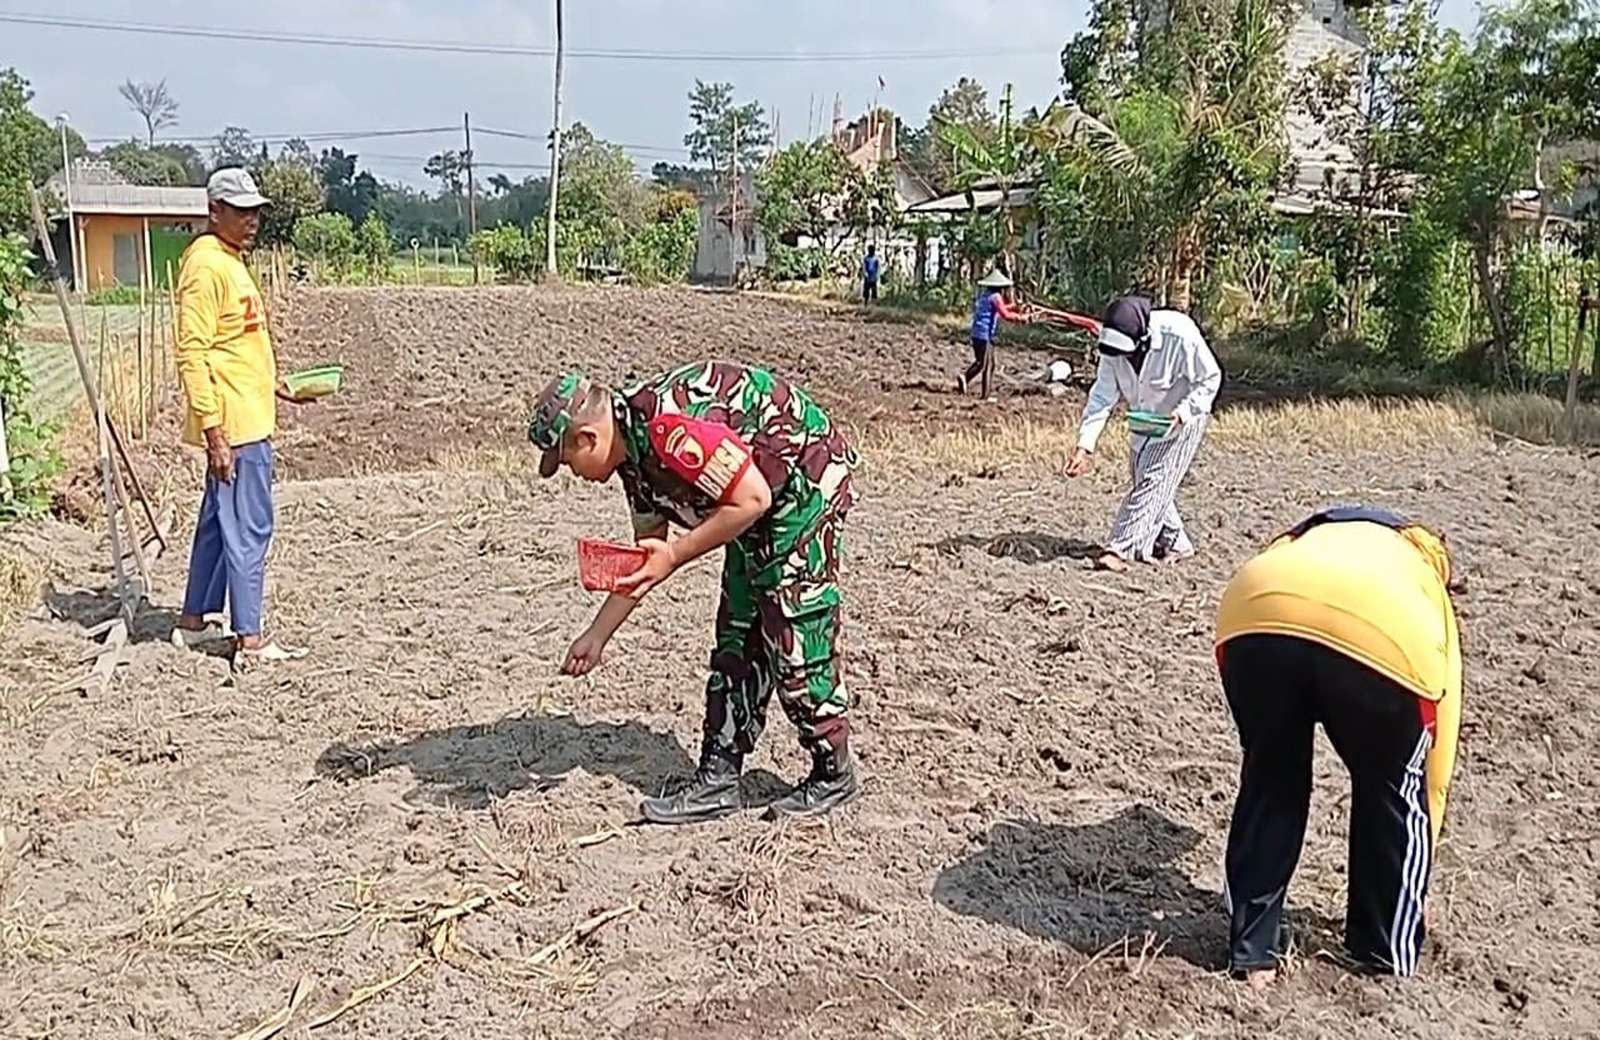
703, 499, 850, 758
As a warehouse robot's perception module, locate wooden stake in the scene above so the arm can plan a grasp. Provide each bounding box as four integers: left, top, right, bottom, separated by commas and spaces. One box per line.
1564, 289, 1592, 444
26, 183, 134, 617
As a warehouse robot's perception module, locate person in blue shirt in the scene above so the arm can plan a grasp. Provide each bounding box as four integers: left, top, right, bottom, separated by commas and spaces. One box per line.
862, 245, 881, 303
961, 268, 1029, 397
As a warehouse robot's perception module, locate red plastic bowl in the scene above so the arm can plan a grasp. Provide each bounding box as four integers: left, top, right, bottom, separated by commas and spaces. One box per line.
577, 538, 648, 592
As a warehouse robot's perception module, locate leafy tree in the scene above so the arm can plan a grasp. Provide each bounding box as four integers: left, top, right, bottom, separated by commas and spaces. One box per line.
1036, 0, 1295, 309
373, 180, 462, 245
1475, 0, 1599, 237
940, 84, 1033, 276
317, 147, 380, 225
291, 211, 356, 281
756, 139, 858, 251
278, 137, 314, 167
1299, 0, 1446, 333
1059, 0, 1139, 112
684, 81, 771, 174
210, 125, 257, 170
424, 149, 469, 224
900, 78, 997, 193
252, 157, 324, 249
756, 139, 900, 260
556, 123, 649, 264
621, 194, 698, 285
0, 68, 85, 234
651, 162, 715, 195
117, 78, 179, 146
480, 173, 550, 231
102, 140, 204, 186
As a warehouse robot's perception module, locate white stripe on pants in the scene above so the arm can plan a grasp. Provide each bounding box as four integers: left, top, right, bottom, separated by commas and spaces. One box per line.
1389, 728, 1433, 977
1107, 413, 1208, 561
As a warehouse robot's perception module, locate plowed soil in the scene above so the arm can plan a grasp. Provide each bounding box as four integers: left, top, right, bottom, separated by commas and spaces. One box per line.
3, 285, 1598, 1040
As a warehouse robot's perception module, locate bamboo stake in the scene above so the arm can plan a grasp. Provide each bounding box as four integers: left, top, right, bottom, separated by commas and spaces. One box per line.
136, 318, 147, 438
27, 183, 133, 618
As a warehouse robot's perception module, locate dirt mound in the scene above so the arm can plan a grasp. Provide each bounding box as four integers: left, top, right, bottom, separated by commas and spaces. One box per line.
264, 285, 1090, 479
3, 287, 1598, 1039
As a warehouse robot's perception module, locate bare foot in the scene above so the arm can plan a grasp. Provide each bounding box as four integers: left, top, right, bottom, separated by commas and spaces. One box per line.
1094, 552, 1130, 573
1245, 968, 1275, 991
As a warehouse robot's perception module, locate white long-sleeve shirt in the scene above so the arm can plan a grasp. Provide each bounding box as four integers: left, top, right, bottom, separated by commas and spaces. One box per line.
1077, 309, 1222, 452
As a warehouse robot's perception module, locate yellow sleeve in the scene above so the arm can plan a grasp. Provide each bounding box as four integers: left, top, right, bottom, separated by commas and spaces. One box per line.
1424, 613, 1463, 844
175, 256, 225, 432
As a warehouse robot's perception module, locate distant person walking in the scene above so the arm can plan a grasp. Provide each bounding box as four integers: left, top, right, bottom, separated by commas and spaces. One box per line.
961, 268, 1029, 398
171, 168, 313, 664
861, 245, 881, 304
1215, 506, 1462, 983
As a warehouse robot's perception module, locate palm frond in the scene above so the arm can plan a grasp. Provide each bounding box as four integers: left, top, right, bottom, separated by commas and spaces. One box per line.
1030, 103, 1145, 176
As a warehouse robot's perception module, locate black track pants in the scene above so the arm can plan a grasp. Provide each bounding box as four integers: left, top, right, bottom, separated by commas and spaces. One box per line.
1221, 634, 1435, 976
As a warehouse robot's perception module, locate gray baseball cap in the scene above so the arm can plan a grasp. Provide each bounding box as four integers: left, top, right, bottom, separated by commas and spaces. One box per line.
206, 167, 270, 209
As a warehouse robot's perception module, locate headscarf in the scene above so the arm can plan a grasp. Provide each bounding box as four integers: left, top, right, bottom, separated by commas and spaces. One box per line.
1096, 295, 1153, 357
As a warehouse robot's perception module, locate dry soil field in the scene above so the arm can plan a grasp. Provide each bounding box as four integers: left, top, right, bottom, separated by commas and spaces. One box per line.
2, 286, 1599, 1039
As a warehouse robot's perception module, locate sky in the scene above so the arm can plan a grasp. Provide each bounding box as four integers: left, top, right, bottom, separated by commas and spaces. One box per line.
5, 0, 1485, 189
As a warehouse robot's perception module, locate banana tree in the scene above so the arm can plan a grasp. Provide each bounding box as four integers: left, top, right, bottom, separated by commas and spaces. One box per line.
938, 84, 1031, 280
1027, 0, 1291, 311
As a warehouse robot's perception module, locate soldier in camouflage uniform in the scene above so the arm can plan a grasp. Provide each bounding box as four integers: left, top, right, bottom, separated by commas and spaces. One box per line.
528, 361, 859, 824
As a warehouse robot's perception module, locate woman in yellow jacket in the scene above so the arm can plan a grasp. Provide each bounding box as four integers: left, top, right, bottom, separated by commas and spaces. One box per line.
1215, 506, 1461, 981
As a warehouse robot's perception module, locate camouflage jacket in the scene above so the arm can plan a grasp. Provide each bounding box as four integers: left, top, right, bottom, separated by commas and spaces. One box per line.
614, 361, 857, 543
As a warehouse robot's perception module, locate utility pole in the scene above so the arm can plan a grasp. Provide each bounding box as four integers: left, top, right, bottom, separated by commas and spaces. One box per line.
544, 0, 565, 279
464, 111, 478, 284
57, 113, 78, 292
728, 108, 739, 285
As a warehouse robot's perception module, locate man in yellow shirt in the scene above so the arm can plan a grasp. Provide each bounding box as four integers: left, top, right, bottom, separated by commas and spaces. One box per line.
1215, 505, 1462, 982
171, 168, 310, 662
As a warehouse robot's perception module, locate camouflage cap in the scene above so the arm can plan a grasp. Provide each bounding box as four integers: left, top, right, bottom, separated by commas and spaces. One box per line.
528, 370, 590, 478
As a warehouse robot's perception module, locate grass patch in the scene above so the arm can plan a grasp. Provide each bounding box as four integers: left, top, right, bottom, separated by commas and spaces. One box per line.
859, 393, 1599, 475
84, 285, 144, 307
0, 542, 40, 636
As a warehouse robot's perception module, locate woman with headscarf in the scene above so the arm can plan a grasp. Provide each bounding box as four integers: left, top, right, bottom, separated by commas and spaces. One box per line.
1214, 506, 1462, 983
1062, 295, 1222, 572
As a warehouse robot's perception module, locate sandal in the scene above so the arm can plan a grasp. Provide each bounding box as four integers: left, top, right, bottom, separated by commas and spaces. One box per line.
235, 640, 309, 664
171, 623, 231, 651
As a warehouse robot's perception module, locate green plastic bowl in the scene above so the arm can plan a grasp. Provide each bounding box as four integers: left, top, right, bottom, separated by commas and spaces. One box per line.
285, 364, 345, 399
1127, 410, 1174, 437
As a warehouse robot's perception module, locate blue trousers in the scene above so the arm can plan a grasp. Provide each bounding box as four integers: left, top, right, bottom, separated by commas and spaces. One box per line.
181, 439, 274, 637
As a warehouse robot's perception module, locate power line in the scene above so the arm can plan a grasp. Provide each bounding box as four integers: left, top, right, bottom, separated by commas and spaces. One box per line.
83, 126, 459, 146
0, 11, 1055, 62
477, 126, 691, 158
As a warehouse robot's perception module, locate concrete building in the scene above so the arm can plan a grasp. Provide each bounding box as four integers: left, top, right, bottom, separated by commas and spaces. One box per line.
692, 171, 765, 285
46, 160, 207, 291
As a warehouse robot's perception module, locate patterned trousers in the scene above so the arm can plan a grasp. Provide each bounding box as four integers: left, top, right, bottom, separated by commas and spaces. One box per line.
703, 506, 849, 758
1107, 414, 1209, 562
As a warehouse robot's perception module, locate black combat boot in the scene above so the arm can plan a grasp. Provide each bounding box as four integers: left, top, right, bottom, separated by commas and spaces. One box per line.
766, 742, 859, 818
639, 744, 744, 825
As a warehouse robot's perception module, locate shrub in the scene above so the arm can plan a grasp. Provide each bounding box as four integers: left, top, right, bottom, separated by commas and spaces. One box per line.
291, 212, 356, 282
356, 212, 393, 283
620, 207, 697, 285
765, 243, 825, 283
471, 224, 540, 282
85, 284, 142, 306
0, 233, 61, 521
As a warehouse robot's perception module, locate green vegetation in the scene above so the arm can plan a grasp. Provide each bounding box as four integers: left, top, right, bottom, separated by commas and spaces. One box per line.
0, 234, 60, 519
